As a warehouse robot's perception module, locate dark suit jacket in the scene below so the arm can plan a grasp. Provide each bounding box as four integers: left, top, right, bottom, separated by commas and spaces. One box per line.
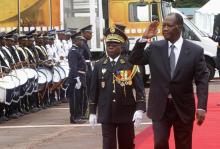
89, 56, 146, 123
129, 39, 209, 123
67, 45, 87, 86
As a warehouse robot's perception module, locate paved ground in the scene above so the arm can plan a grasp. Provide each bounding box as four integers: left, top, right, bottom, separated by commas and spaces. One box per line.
0, 79, 219, 149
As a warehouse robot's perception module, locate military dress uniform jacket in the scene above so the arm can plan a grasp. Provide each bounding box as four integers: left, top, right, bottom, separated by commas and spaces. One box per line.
89, 56, 146, 123
67, 45, 87, 87
81, 39, 92, 72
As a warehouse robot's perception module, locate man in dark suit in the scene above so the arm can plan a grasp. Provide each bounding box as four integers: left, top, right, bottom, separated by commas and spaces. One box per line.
89, 27, 146, 149
129, 13, 209, 149
67, 32, 87, 124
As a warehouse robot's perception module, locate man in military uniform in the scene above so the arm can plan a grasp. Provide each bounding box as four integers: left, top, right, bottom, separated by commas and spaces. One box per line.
115, 23, 130, 56
89, 27, 146, 149
67, 31, 87, 124
80, 25, 93, 118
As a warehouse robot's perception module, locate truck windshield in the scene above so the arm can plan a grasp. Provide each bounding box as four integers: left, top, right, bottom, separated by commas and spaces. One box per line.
184, 18, 206, 37
161, 1, 171, 18
129, 2, 150, 22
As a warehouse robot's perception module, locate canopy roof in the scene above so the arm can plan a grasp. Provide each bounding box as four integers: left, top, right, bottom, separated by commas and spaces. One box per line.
196, 0, 220, 15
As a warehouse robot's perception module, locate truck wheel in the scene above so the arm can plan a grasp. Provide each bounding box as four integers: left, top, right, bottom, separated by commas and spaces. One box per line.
206, 63, 215, 80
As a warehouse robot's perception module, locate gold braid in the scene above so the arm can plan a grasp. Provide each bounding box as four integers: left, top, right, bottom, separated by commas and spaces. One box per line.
113, 65, 138, 86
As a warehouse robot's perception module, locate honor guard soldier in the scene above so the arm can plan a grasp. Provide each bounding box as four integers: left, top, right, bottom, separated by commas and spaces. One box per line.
0, 32, 10, 123
80, 25, 93, 118
89, 27, 146, 149
55, 30, 74, 103
67, 31, 87, 124
65, 30, 73, 50
55, 30, 66, 60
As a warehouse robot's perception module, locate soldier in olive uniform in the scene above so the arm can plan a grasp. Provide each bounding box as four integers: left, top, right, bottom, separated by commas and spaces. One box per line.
89, 27, 146, 149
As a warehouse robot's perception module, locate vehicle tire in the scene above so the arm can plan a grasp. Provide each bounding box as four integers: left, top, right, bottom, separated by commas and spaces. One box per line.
206, 62, 215, 80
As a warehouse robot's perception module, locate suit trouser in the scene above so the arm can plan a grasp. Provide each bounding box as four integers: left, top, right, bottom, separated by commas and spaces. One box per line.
152, 99, 194, 149
67, 83, 83, 119
102, 123, 135, 149
216, 48, 220, 74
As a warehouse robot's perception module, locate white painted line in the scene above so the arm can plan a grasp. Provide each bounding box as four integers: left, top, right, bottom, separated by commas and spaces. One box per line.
0, 122, 152, 129
49, 108, 69, 110
0, 124, 95, 129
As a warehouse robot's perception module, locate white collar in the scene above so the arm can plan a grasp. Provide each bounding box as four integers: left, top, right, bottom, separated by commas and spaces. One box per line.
109, 55, 120, 63
168, 36, 183, 50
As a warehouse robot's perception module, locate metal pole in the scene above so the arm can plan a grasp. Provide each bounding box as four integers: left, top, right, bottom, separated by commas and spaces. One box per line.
98, 0, 104, 51
89, 0, 97, 51
18, 0, 21, 33
60, 0, 64, 30
49, 0, 52, 30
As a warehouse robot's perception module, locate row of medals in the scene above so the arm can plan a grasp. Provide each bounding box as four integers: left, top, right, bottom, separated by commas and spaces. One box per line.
101, 68, 132, 88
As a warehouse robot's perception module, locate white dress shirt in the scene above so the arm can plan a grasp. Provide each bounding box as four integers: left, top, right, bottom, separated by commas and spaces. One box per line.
109, 55, 120, 64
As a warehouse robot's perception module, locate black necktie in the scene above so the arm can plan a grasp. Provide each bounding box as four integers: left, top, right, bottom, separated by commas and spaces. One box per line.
169, 44, 176, 78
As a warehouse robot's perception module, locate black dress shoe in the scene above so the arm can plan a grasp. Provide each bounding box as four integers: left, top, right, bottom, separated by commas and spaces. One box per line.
75, 119, 86, 124
61, 98, 68, 103
81, 116, 89, 120
0, 117, 6, 123
16, 112, 24, 117
9, 113, 19, 119
2, 116, 9, 121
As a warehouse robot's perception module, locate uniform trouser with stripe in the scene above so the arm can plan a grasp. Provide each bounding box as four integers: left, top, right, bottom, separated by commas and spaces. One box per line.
67, 83, 85, 119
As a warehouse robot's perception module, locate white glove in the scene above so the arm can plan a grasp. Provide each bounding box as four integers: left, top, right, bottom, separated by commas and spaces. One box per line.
75, 77, 81, 89
132, 110, 144, 128
208, 33, 213, 38
89, 114, 97, 128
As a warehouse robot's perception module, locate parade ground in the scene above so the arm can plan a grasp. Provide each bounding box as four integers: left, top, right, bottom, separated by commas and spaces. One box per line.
0, 78, 219, 149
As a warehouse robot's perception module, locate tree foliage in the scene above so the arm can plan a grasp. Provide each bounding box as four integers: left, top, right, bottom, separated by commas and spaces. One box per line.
173, 0, 209, 8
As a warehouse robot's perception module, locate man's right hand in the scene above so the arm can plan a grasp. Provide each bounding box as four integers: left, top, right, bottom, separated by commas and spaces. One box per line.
75, 77, 81, 89
142, 21, 159, 39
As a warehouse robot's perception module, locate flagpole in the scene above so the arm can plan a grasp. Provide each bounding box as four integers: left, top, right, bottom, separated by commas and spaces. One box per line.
18, 0, 21, 33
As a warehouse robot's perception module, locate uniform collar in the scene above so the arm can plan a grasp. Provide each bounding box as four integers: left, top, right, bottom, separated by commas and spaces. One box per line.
109, 55, 120, 63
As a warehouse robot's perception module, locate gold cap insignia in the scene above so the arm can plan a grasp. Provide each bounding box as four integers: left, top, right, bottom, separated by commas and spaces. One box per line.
110, 27, 115, 33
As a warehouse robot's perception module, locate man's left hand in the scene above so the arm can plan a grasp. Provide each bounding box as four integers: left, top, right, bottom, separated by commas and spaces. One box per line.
132, 110, 144, 128
196, 109, 206, 126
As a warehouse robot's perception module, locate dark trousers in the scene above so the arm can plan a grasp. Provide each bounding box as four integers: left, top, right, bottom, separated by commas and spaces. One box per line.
217, 48, 220, 75
67, 83, 83, 119
152, 99, 194, 149
0, 103, 4, 116
102, 123, 135, 149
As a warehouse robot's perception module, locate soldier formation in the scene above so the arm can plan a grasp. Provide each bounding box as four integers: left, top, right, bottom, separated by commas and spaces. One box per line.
0, 25, 93, 124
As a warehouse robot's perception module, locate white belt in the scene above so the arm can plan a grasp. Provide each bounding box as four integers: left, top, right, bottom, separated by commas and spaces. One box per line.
78, 70, 86, 74
85, 60, 91, 63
